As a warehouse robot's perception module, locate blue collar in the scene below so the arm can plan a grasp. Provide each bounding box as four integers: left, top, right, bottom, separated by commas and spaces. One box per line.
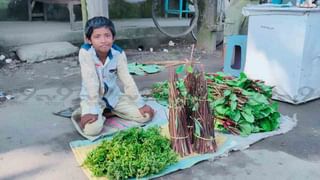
82, 43, 123, 62
107, 49, 113, 60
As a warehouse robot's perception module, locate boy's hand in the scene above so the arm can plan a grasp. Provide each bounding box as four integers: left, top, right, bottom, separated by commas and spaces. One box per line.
139, 105, 155, 119
80, 114, 98, 129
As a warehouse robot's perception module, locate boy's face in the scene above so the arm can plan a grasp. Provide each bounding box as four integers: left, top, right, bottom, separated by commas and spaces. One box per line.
88, 27, 114, 55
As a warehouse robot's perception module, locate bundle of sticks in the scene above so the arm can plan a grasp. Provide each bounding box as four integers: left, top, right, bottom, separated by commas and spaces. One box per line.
184, 70, 196, 144
168, 69, 193, 157
168, 66, 217, 156
188, 68, 217, 154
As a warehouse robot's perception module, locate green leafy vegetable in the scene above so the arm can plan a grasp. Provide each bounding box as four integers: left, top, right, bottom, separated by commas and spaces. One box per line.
84, 127, 178, 180
128, 63, 163, 75
186, 65, 193, 73
175, 65, 185, 74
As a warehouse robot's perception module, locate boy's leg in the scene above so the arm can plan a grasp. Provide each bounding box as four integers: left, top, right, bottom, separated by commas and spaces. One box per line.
112, 95, 151, 123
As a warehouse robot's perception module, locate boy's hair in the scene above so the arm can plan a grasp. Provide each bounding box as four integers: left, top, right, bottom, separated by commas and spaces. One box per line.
84, 16, 116, 39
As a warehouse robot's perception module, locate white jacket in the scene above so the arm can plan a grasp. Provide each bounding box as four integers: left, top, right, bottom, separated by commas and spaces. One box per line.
79, 44, 145, 115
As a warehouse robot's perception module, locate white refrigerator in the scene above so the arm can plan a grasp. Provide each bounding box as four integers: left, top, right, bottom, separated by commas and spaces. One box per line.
243, 5, 320, 104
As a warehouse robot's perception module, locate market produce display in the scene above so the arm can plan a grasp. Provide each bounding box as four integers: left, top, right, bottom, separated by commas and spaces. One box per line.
168, 65, 217, 156
152, 70, 280, 136
84, 68, 281, 179
83, 127, 178, 180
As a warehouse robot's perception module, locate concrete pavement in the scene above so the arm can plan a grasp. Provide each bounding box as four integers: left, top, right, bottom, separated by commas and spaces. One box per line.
0, 45, 320, 180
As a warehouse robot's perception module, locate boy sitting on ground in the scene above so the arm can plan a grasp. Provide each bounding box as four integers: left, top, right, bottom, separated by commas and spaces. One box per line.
76, 16, 154, 136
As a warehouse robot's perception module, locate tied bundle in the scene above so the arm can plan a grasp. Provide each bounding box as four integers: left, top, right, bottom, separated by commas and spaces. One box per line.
168, 68, 193, 157
168, 66, 217, 156
188, 68, 217, 154
184, 69, 197, 144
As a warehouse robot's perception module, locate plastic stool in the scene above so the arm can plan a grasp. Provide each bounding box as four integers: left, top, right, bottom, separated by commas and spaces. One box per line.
223, 35, 247, 77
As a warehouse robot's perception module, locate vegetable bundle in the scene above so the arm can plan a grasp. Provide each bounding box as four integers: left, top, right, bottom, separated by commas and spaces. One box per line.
189, 69, 217, 153
84, 127, 178, 180
207, 72, 280, 136
152, 71, 280, 136
168, 66, 217, 156
168, 69, 193, 156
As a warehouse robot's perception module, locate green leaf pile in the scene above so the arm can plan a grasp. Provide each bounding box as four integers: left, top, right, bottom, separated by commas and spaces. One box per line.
84, 127, 178, 180
128, 63, 163, 75
208, 72, 280, 136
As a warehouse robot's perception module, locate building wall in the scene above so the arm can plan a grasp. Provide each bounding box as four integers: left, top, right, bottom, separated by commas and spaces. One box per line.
0, 0, 296, 21
0, 0, 154, 21
109, 0, 152, 19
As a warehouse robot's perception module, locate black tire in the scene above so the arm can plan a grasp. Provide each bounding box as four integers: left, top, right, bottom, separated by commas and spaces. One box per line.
151, 0, 199, 38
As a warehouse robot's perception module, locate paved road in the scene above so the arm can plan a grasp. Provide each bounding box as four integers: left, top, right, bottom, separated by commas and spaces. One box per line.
0, 45, 319, 180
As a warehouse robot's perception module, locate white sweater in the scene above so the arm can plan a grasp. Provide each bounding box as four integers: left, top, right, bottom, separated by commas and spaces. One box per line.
78, 44, 145, 115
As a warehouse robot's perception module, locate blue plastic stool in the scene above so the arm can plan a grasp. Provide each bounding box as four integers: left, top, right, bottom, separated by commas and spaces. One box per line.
223, 35, 247, 77
165, 0, 191, 18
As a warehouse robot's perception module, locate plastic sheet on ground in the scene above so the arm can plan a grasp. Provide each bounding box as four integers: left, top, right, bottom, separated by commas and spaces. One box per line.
69, 101, 297, 180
